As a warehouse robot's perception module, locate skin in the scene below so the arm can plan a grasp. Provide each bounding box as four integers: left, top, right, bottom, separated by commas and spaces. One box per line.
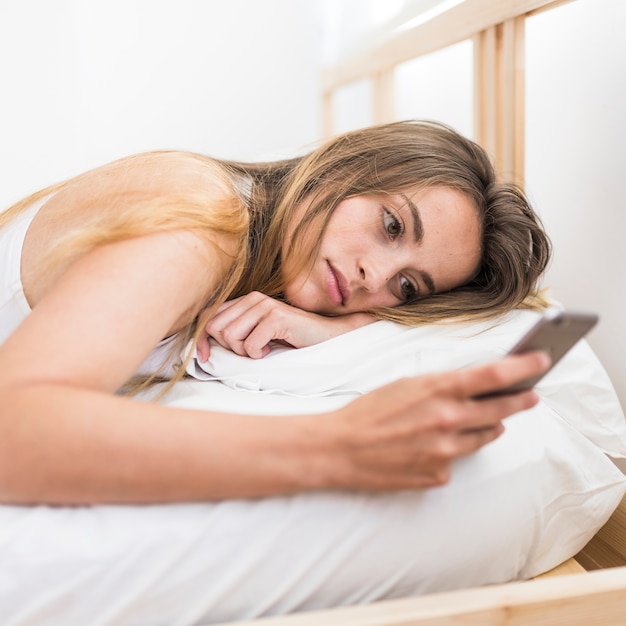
0, 153, 550, 504
285, 186, 482, 314
201, 186, 481, 359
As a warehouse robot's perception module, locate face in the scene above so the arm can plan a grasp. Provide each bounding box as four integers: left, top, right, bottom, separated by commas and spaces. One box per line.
282, 186, 482, 315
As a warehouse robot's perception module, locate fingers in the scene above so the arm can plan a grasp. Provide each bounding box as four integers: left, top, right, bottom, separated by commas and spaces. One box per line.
196, 296, 257, 362
462, 387, 540, 432
201, 292, 294, 359
456, 421, 505, 449
340, 424, 506, 491
444, 351, 552, 400
204, 293, 263, 357
421, 423, 506, 482
410, 423, 506, 467
199, 292, 347, 359
325, 353, 551, 493
195, 294, 260, 361
196, 334, 211, 363
385, 371, 539, 435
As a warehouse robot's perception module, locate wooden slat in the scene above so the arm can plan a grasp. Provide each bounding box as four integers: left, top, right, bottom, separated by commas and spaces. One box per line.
473, 26, 498, 157
322, 0, 572, 91
499, 16, 526, 184
372, 69, 396, 125
213, 566, 626, 626
473, 16, 525, 183
533, 557, 586, 578
322, 89, 334, 139
526, 0, 576, 17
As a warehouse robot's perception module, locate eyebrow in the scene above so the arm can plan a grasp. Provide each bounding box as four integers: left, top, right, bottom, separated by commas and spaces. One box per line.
421, 271, 436, 296
400, 193, 424, 243
399, 193, 436, 295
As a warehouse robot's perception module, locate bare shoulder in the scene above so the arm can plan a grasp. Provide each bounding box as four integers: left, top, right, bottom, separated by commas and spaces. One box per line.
22, 151, 244, 309
59, 150, 233, 203
4, 228, 231, 392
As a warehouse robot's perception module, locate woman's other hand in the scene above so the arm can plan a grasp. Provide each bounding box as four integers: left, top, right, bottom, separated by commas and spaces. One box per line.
317, 351, 551, 491
196, 292, 374, 361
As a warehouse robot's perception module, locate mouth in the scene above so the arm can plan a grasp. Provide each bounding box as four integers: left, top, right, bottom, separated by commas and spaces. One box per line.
326, 262, 349, 307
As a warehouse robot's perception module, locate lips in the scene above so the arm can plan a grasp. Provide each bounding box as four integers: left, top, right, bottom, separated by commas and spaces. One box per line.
326, 262, 349, 306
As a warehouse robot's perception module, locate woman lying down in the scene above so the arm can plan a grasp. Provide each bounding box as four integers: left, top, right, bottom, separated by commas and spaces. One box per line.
0, 120, 576, 621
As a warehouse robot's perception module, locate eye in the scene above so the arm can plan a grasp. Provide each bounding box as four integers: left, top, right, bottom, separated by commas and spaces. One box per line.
383, 208, 403, 240
399, 275, 417, 303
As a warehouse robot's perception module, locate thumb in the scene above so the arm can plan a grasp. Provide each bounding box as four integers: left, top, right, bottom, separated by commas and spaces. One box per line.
196, 334, 211, 363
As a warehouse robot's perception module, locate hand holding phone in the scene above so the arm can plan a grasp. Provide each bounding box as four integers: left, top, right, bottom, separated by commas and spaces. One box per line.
477, 310, 598, 398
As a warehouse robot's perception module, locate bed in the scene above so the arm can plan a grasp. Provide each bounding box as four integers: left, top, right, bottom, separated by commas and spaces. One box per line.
2, 309, 625, 625
208, 507, 626, 626
2, 2, 625, 624
228, 0, 626, 622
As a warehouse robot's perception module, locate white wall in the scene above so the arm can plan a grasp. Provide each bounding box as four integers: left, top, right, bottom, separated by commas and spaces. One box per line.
3, 0, 624, 418
329, 0, 626, 416
0, 0, 323, 207
394, 39, 473, 138
323, 0, 473, 138
525, 0, 626, 414
330, 38, 474, 138
325, 0, 626, 421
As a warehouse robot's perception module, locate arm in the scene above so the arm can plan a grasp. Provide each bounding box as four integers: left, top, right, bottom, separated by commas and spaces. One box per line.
197, 291, 376, 360
0, 229, 326, 503
0, 230, 549, 504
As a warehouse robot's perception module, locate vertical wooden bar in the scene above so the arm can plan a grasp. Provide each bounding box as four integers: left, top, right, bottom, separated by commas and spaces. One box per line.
322, 88, 334, 139
474, 18, 526, 186
512, 16, 526, 186
474, 26, 498, 161
472, 33, 483, 142
372, 69, 396, 125
500, 16, 526, 185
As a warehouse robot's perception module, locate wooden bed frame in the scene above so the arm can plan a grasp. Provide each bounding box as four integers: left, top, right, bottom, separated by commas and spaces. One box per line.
214, 1, 626, 623
321, 0, 575, 186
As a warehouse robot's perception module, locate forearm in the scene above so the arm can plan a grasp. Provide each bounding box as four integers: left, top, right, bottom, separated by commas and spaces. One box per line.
0, 353, 549, 504
307, 312, 377, 345
199, 294, 378, 360
0, 384, 335, 505
331, 312, 377, 334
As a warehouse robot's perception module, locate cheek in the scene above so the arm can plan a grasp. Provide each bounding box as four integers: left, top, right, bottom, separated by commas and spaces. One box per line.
282, 263, 325, 312
282, 265, 309, 302
322, 228, 370, 261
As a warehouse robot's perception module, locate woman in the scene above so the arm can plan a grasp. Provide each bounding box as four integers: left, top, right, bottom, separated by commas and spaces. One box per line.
0, 120, 551, 505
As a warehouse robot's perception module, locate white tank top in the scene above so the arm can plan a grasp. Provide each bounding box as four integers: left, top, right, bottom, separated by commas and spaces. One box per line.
0, 197, 47, 345
0, 198, 180, 378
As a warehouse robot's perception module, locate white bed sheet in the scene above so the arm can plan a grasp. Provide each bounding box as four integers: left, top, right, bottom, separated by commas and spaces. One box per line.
1, 310, 625, 626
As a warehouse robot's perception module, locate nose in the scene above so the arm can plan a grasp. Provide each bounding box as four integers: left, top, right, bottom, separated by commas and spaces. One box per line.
358, 260, 388, 293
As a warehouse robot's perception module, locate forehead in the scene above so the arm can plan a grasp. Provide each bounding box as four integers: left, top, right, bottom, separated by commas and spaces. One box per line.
329, 186, 480, 232
391, 186, 480, 227
404, 187, 483, 289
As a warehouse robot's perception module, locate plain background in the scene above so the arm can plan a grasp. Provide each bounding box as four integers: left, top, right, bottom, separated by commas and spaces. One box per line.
1, 0, 624, 429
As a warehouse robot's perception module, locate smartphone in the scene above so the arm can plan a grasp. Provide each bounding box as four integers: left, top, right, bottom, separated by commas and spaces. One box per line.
479, 310, 599, 397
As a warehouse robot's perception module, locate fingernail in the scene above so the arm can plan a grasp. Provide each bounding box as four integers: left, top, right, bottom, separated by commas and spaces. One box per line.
539, 351, 552, 368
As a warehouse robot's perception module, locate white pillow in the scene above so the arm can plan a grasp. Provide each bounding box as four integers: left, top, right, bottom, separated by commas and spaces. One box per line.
1, 311, 625, 625
187, 308, 626, 457
0, 383, 623, 625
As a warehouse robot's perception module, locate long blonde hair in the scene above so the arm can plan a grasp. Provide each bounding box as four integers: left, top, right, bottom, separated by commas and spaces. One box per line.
227, 120, 551, 319
2, 121, 551, 395
1, 152, 250, 395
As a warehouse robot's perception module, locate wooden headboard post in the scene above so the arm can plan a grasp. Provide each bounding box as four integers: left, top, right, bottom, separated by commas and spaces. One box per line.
473, 16, 526, 185
321, 0, 574, 187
